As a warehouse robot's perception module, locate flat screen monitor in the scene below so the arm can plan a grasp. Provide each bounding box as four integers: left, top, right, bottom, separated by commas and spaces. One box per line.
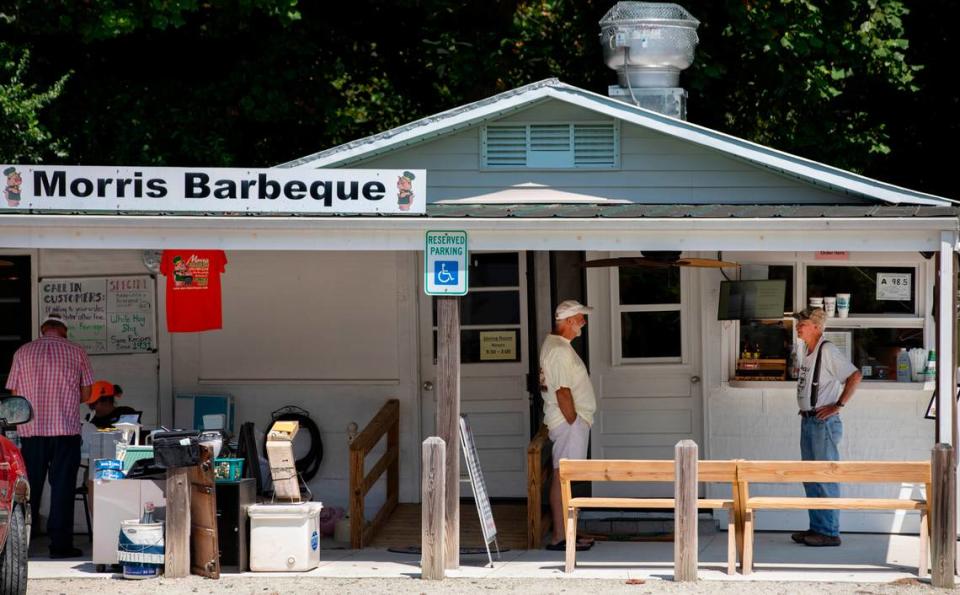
718, 279, 787, 320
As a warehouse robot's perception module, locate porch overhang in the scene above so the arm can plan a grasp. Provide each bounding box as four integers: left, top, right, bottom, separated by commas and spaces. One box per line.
1, 209, 956, 252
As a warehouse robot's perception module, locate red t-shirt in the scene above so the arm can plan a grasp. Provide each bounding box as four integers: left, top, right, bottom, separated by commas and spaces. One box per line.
160, 250, 228, 332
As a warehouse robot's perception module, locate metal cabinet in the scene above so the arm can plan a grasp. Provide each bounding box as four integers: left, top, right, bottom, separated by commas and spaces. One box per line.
91, 479, 166, 570
215, 478, 255, 571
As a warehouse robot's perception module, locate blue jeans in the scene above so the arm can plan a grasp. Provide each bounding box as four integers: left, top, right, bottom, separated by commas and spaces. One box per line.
800, 415, 842, 537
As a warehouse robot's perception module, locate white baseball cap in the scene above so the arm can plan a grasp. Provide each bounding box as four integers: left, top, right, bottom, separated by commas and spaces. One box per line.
555, 299, 593, 320
40, 313, 68, 329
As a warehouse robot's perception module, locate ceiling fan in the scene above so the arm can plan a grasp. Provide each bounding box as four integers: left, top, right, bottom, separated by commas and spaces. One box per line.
583, 252, 740, 269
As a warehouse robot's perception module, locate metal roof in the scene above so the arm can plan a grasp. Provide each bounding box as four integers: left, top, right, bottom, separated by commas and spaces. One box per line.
281, 79, 955, 208
425, 203, 960, 219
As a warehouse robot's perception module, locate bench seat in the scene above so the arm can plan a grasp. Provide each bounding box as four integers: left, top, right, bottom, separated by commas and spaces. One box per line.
570, 497, 733, 510
747, 497, 926, 511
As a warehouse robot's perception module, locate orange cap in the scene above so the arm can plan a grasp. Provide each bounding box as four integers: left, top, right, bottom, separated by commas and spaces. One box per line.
86, 380, 116, 405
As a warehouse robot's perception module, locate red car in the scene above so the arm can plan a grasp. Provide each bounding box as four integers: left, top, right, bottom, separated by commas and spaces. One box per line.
0, 395, 32, 595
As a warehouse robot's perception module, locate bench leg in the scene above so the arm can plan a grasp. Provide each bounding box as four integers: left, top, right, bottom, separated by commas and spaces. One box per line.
726, 510, 736, 575
564, 507, 578, 573
919, 509, 929, 578
741, 510, 754, 575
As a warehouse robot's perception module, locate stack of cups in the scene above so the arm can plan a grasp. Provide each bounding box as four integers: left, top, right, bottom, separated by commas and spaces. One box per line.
823, 296, 837, 318
809, 297, 824, 310
836, 293, 851, 318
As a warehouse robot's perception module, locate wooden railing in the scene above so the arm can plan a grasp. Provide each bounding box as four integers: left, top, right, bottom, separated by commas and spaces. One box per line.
526, 424, 553, 549
349, 398, 400, 549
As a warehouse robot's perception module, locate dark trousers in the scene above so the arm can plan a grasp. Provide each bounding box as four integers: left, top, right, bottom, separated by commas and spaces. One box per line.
20, 435, 81, 551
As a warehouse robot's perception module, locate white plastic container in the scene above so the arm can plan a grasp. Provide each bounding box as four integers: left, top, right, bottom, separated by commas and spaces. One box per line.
248, 502, 323, 571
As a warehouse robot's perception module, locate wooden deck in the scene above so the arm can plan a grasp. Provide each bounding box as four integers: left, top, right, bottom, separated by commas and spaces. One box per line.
368, 502, 531, 550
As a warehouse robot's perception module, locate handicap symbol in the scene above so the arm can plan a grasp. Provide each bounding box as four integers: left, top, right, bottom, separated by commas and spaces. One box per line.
434, 261, 458, 285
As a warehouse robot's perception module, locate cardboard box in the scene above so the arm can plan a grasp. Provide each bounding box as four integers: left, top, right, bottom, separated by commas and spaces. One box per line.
266, 420, 300, 501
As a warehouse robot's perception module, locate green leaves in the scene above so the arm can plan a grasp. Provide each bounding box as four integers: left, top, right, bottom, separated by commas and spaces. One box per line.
0, 45, 70, 162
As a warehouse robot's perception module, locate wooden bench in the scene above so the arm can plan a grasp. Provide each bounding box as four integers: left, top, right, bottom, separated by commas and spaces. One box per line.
737, 461, 931, 575
559, 459, 741, 575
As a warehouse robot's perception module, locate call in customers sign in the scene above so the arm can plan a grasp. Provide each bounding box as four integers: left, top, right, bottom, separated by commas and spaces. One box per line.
424, 231, 468, 296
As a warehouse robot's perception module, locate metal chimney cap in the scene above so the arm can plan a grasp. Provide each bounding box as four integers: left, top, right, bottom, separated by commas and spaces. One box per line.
599, 2, 700, 29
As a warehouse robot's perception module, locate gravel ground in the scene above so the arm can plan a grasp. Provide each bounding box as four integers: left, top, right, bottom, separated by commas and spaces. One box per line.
25, 576, 945, 595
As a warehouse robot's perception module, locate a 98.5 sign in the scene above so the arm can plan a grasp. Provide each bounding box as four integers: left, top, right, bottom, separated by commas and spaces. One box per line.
424, 231, 468, 296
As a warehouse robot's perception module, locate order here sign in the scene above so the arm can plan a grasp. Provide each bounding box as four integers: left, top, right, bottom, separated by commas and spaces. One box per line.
424, 231, 468, 296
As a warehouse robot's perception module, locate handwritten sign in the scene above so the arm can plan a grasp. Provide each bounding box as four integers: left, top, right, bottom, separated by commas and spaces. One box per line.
876, 272, 911, 301
480, 331, 516, 361
39, 276, 155, 354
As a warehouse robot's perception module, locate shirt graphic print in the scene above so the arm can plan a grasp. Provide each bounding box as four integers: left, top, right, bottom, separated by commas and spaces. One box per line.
160, 250, 228, 332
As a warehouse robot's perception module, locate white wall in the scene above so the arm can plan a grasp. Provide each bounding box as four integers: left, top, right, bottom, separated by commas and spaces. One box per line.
169, 250, 420, 511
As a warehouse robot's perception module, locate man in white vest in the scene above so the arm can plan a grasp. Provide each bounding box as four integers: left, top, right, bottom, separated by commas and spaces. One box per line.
540, 299, 597, 552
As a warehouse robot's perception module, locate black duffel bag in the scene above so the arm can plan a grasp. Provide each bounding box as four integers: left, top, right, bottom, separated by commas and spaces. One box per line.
152, 430, 202, 468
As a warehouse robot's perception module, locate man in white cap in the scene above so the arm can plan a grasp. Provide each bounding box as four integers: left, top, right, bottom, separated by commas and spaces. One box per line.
791, 306, 861, 547
6, 313, 93, 558
540, 299, 597, 551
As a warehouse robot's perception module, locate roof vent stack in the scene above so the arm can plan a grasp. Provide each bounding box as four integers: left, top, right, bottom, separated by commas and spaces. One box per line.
600, 2, 700, 120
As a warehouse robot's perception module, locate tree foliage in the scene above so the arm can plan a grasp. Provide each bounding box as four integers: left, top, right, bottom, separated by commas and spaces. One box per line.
0, 44, 69, 162
0, 0, 954, 197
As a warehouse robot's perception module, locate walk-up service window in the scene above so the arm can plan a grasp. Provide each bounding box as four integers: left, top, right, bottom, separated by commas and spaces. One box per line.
613, 266, 682, 363
730, 255, 927, 383
431, 253, 522, 364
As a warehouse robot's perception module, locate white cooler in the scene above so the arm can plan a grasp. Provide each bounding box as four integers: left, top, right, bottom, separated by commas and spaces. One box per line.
247, 502, 324, 571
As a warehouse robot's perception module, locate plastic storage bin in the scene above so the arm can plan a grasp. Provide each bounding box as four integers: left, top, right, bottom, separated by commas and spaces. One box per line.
247, 502, 323, 571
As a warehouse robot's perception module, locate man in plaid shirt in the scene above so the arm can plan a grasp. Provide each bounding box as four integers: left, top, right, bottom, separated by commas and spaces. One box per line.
6, 313, 93, 558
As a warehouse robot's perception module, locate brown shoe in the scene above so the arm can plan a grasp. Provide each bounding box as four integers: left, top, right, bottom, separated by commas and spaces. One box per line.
791, 530, 815, 544
803, 533, 841, 547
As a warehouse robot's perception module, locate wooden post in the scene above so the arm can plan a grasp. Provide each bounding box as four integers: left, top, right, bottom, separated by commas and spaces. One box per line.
165, 467, 191, 578
674, 440, 698, 582
421, 437, 446, 580
350, 447, 364, 549
931, 444, 956, 588
436, 297, 460, 569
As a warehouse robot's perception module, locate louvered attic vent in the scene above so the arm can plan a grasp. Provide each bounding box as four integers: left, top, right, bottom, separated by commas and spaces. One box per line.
483, 122, 619, 168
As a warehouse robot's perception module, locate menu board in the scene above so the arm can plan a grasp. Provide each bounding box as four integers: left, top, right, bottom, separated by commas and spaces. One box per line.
459, 415, 498, 554
39, 276, 156, 354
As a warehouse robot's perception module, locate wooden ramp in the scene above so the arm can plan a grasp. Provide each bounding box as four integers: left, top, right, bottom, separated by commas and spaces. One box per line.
368, 502, 530, 550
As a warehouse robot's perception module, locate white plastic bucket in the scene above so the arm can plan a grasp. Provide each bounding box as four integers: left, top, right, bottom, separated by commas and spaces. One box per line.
248, 502, 323, 571
118, 520, 164, 579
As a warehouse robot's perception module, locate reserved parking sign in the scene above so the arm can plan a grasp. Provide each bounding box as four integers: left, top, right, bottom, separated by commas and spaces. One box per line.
425, 231, 468, 295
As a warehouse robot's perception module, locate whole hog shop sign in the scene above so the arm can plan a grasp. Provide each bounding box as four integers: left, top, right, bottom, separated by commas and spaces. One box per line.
0, 165, 425, 215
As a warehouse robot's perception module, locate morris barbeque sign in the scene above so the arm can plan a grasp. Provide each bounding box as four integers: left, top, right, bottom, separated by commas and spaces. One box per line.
1, 165, 426, 215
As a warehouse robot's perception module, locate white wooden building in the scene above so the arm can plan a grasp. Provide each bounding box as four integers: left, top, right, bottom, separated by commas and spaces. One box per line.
1, 79, 956, 535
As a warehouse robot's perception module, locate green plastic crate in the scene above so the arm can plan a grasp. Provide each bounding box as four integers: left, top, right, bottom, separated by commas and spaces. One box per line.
118, 445, 154, 472
213, 458, 244, 483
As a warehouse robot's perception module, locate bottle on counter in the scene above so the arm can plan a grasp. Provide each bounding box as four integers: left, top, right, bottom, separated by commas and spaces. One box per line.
141, 501, 156, 524
925, 350, 937, 382
896, 348, 912, 382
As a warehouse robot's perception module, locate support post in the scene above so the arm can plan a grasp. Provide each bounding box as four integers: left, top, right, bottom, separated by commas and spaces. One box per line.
436, 297, 460, 569
935, 236, 957, 446
165, 467, 191, 578
931, 444, 956, 588
674, 440, 698, 582
422, 437, 446, 580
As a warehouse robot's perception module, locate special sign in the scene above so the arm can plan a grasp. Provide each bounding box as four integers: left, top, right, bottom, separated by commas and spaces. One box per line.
0, 165, 426, 215
39, 275, 156, 354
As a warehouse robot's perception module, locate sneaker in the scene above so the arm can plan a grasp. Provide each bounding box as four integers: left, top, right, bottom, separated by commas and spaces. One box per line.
803, 533, 841, 547
791, 530, 815, 544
